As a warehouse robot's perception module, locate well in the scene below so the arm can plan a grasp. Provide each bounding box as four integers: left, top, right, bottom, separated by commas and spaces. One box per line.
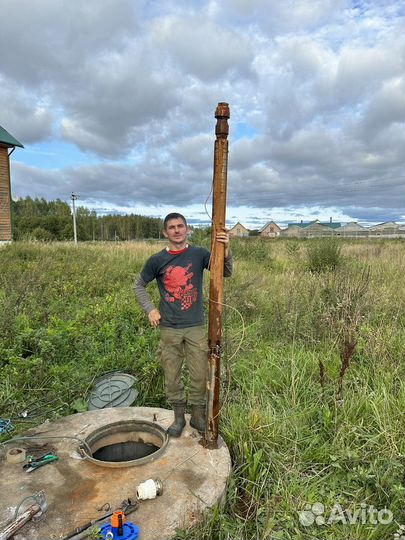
0, 407, 231, 540
83, 419, 169, 467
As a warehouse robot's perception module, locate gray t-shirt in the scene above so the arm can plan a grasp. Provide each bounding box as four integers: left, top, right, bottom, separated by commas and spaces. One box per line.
140, 245, 210, 328
135, 245, 232, 329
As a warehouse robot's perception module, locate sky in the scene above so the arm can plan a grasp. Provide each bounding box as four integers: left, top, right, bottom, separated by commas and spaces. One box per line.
1, 0, 404, 228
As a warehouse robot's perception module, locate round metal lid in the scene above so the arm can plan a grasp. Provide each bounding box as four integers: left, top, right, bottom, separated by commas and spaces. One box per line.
88, 372, 138, 410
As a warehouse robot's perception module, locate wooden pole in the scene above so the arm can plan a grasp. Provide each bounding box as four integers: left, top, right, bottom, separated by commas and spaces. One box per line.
0, 504, 41, 540
203, 102, 230, 448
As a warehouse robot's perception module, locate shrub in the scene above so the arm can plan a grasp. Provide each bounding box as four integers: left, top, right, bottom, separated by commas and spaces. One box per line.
306, 238, 342, 272
31, 227, 56, 241
286, 240, 300, 257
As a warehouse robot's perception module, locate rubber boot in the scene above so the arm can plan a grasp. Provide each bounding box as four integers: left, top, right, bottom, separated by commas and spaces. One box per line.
167, 402, 186, 437
190, 405, 206, 434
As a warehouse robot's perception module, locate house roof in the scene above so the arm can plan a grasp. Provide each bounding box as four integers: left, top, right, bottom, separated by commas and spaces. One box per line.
259, 220, 280, 232
287, 220, 341, 229
0, 125, 24, 148
370, 221, 398, 229
230, 221, 249, 230
340, 222, 365, 230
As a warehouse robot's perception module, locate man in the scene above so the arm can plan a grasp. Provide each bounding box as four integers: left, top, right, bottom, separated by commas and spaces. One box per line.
134, 212, 232, 437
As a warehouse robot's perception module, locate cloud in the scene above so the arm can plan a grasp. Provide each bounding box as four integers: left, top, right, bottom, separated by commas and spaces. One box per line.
0, 0, 137, 86
2, 0, 404, 225
0, 77, 53, 143
151, 16, 255, 82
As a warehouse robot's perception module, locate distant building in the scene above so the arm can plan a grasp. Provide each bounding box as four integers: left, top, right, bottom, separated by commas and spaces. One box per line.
337, 222, 367, 237
370, 221, 399, 230
0, 125, 24, 242
280, 219, 405, 238
259, 221, 281, 237
282, 219, 341, 237
229, 222, 249, 237
369, 222, 401, 236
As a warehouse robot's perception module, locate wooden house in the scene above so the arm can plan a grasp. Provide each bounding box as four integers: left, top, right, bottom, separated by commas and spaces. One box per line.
0, 125, 24, 242
229, 222, 249, 237
259, 221, 281, 237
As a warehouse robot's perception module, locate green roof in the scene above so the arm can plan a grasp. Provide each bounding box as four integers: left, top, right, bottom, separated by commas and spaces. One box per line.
0, 125, 24, 148
287, 221, 341, 229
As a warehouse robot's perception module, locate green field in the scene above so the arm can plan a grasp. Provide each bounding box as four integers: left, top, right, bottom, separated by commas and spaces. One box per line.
1, 238, 404, 539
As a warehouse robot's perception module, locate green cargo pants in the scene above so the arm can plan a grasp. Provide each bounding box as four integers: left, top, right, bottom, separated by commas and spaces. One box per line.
157, 325, 208, 406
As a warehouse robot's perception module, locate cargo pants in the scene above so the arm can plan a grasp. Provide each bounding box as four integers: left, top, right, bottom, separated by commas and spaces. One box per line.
157, 325, 208, 406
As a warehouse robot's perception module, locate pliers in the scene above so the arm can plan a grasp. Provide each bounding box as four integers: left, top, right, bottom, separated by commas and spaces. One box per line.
23, 453, 59, 472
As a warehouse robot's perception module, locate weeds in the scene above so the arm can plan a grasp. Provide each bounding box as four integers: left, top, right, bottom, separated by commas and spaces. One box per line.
319, 264, 371, 396
0, 239, 404, 540
306, 238, 342, 272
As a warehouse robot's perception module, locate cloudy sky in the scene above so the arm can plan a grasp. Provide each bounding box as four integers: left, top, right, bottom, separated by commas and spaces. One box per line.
1, 0, 403, 227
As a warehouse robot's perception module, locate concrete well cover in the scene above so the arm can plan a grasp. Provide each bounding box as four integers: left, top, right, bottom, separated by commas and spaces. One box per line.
0, 407, 231, 540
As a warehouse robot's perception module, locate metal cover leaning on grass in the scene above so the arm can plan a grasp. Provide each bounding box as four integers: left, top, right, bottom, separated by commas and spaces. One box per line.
87, 372, 138, 410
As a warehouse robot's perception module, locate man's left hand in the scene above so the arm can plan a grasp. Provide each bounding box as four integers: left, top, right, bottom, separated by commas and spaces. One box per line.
216, 229, 230, 258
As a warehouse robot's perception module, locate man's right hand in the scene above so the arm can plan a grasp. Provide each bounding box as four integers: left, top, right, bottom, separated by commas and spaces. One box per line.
148, 309, 161, 328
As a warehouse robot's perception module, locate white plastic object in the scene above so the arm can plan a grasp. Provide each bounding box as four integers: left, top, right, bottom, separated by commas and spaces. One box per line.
136, 478, 163, 500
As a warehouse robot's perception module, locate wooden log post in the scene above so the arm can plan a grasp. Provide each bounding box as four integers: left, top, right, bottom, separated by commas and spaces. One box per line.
0, 504, 41, 540
203, 102, 230, 448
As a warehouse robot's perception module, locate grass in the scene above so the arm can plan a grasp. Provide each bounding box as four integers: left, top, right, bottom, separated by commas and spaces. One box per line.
0, 238, 404, 539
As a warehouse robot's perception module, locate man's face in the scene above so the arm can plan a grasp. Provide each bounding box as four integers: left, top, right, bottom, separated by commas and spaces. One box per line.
163, 218, 188, 245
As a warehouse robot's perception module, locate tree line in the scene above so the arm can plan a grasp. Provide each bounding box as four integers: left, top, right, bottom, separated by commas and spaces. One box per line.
11, 197, 163, 241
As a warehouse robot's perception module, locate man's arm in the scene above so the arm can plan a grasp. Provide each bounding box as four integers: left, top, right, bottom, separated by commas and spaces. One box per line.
134, 276, 161, 327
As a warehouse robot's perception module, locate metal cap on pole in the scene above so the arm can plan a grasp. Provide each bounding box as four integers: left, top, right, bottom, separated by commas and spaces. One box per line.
202, 102, 230, 449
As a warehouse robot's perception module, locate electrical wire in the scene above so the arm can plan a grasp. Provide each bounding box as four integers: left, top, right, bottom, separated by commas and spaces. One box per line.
161, 448, 204, 482
12, 495, 39, 521
1, 435, 92, 456
2, 494, 42, 528
202, 176, 247, 424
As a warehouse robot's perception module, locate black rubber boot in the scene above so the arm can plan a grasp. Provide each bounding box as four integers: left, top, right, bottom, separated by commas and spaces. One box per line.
167, 402, 186, 437
190, 405, 206, 434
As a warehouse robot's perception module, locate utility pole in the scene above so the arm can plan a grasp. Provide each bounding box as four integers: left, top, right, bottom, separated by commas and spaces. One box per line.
203, 102, 230, 448
70, 193, 77, 245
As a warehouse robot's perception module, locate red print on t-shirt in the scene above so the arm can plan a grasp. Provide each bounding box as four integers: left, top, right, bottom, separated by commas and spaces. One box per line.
163, 263, 198, 310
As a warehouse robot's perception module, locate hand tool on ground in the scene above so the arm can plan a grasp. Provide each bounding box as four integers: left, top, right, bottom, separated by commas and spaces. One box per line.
0, 491, 47, 540
61, 498, 138, 540
23, 453, 58, 472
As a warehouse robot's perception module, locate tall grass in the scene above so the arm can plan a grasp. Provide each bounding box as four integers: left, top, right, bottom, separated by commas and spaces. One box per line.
0, 238, 404, 539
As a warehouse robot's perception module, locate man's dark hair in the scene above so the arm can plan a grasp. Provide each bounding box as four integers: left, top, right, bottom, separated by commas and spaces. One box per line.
163, 213, 187, 230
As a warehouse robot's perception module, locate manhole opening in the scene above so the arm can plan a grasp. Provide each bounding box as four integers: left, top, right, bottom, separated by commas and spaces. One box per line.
83, 419, 168, 468
93, 441, 159, 462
